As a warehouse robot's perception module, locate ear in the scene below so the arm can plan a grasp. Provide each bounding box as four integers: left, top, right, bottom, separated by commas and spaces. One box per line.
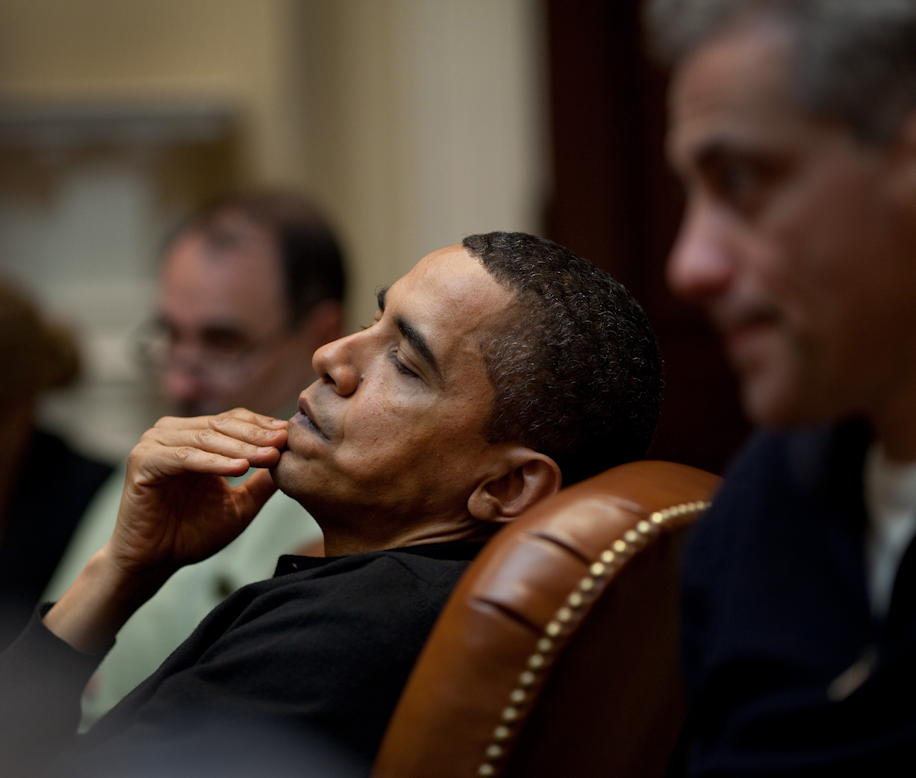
467, 447, 562, 523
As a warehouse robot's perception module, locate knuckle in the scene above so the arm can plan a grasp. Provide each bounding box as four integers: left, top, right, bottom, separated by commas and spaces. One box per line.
126, 447, 143, 468
195, 428, 217, 447
258, 426, 280, 443
213, 409, 242, 427
174, 446, 195, 463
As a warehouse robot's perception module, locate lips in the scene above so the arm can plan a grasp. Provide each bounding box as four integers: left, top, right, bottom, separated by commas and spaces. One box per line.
293, 398, 329, 440
712, 305, 780, 364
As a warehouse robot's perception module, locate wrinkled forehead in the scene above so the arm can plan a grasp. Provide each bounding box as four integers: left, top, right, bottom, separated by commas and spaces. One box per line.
667, 21, 807, 165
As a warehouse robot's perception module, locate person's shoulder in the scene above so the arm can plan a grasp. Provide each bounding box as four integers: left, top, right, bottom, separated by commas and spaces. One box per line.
272, 541, 480, 588
299, 542, 479, 586
382, 541, 482, 578
689, 420, 869, 556
714, 419, 869, 508
23, 428, 113, 489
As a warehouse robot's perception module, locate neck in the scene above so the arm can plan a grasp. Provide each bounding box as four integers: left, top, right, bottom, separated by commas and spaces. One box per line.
872, 374, 916, 463
321, 517, 498, 557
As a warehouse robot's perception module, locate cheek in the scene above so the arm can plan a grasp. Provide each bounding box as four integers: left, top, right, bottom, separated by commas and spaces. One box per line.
753, 212, 829, 325
354, 405, 485, 481
336, 389, 431, 468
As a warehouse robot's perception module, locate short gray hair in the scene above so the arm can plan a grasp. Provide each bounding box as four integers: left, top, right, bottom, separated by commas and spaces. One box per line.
645, 0, 916, 143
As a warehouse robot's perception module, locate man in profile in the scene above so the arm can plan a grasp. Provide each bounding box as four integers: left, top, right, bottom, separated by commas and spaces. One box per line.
2, 231, 663, 774
46, 189, 346, 723
647, 0, 916, 772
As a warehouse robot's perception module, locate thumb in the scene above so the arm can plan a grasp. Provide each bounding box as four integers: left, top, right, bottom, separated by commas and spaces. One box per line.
234, 469, 279, 521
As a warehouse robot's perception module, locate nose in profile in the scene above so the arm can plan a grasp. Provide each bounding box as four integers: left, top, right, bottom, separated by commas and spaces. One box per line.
666, 200, 735, 306
312, 331, 362, 396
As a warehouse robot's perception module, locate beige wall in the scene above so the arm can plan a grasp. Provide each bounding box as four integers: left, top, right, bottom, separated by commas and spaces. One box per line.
0, 0, 547, 455
298, 0, 547, 324
1, 0, 546, 320
0, 0, 308, 182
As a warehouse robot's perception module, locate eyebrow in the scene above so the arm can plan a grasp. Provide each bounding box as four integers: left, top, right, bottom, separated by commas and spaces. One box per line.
683, 133, 779, 170
670, 135, 727, 174
377, 287, 443, 380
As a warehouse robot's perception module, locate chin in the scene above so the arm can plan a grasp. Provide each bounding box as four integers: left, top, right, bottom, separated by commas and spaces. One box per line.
742, 374, 833, 429
270, 450, 318, 504
269, 452, 296, 496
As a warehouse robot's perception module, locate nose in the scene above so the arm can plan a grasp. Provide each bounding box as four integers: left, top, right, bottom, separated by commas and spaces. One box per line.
666, 199, 735, 305
312, 331, 362, 396
161, 363, 207, 407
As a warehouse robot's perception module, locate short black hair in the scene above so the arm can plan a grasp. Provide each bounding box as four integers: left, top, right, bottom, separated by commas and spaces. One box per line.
462, 231, 663, 486
166, 189, 347, 325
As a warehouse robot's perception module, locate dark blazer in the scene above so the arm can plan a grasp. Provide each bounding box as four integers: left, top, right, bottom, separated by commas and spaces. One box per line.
682, 420, 916, 776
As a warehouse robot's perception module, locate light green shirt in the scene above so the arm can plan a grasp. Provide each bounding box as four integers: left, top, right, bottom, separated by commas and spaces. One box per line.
44, 465, 322, 727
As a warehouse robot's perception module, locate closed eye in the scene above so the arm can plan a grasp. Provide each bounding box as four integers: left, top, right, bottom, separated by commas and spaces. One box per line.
389, 348, 419, 378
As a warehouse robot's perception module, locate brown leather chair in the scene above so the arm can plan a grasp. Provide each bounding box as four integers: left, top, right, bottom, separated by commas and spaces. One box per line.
372, 460, 720, 778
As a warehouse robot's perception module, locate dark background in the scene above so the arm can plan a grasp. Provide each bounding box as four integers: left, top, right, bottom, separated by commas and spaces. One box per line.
543, 0, 750, 474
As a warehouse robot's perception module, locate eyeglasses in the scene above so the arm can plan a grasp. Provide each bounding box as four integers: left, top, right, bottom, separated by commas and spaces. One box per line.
133, 318, 292, 381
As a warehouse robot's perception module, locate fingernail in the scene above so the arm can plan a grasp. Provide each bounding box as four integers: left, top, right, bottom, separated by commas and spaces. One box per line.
269, 418, 288, 427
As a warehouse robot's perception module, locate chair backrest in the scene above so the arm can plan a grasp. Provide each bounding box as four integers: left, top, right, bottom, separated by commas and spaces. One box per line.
372, 460, 720, 778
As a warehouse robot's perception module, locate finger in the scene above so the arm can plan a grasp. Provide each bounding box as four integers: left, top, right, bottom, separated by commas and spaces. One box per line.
153, 408, 288, 431
152, 414, 218, 430
209, 414, 289, 449
233, 469, 279, 521
148, 427, 282, 467
219, 407, 290, 429
130, 443, 252, 481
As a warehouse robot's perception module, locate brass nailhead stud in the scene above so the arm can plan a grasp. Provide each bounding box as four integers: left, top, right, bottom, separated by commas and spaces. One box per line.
624, 529, 640, 544
612, 540, 628, 554
528, 653, 546, 669
510, 689, 526, 705
493, 725, 511, 740
579, 578, 595, 592
600, 550, 616, 565
589, 562, 606, 577
518, 671, 536, 687
556, 606, 573, 623
537, 637, 554, 653
546, 621, 562, 637
501, 706, 519, 722
567, 591, 584, 608
486, 744, 504, 760
479, 763, 495, 776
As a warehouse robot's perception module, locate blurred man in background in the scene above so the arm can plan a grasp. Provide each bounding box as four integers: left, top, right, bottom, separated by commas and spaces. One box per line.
47, 189, 346, 724
144, 190, 345, 419
648, 0, 916, 773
